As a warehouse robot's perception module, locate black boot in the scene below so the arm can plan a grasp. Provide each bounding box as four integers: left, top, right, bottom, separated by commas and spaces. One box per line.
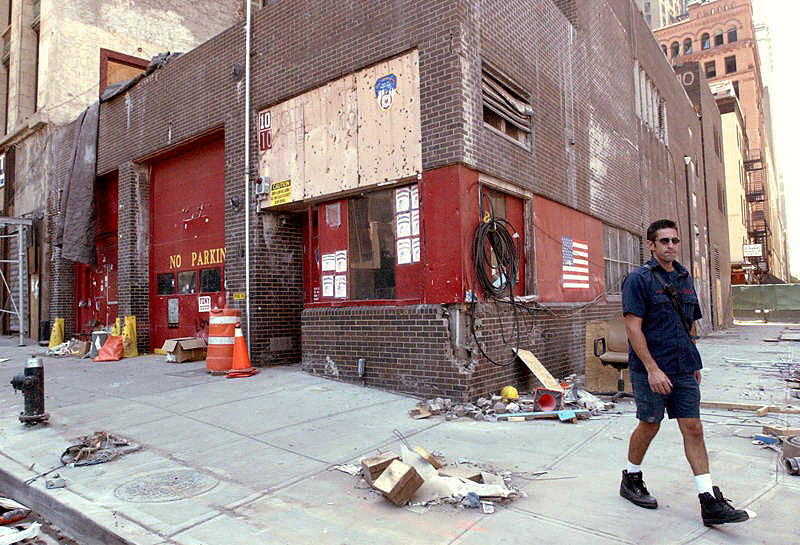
699, 486, 749, 526
620, 470, 658, 509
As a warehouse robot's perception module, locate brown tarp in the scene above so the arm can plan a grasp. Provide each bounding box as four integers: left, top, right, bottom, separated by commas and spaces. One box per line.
55, 101, 98, 264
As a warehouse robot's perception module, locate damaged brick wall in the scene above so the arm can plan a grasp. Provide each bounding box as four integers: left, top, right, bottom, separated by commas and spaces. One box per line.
302, 300, 626, 401
302, 305, 471, 400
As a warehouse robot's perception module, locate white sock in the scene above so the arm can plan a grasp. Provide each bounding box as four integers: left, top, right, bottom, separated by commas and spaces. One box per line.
695, 473, 713, 494
627, 461, 642, 474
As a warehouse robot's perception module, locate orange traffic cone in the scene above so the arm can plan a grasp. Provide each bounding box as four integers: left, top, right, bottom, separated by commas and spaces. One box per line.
227, 323, 259, 379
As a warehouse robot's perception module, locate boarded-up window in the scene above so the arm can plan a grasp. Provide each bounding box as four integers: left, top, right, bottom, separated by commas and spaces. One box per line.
482, 65, 532, 149
99, 49, 148, 94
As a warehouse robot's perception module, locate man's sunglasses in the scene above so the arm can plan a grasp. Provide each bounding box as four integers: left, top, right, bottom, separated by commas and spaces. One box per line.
657, 237, 680, 245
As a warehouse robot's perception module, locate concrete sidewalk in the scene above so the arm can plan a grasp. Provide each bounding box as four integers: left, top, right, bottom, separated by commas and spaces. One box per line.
0, 323, 798, 545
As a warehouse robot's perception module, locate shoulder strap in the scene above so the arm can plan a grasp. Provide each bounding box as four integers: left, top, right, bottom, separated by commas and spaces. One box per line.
649, 267, 693, 337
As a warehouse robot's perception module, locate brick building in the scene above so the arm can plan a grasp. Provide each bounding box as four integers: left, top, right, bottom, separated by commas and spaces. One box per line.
0, 0, 243, 340
654, 0, 788, 282
47, 0, 730, 400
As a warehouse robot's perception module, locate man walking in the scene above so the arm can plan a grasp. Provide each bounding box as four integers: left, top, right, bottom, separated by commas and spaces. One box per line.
619, 219, 749, 526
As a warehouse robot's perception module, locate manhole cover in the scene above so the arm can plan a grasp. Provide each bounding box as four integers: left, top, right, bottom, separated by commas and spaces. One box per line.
114, 469, 218, 502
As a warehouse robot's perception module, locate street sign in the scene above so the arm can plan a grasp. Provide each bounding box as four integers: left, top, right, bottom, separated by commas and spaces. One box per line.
743, 244, 762, 257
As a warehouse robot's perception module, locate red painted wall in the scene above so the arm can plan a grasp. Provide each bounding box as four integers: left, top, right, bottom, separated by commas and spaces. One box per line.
533, 196, 605, 302
301, 165, 531, 306
149, 138, 225, 349
421, 165, 472, 303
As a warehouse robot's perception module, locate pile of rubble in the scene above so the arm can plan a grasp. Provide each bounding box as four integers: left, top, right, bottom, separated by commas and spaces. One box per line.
336, 434, 521, 511
409, 387, 613, 423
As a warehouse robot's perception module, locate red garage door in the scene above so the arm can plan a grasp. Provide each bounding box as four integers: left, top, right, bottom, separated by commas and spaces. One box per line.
149, 137, 225, 351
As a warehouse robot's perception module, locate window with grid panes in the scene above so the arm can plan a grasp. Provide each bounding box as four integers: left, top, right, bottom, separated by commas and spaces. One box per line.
604, 225, 642, 294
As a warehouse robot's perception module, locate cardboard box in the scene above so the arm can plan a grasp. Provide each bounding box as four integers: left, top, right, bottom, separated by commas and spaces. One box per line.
372, 460, 424, 506
361, 453, 400, 484
161, 337, 207, 363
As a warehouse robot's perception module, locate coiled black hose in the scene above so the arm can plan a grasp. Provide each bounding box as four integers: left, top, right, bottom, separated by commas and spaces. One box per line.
472, 216, 520, 299
470, 208, 521, 366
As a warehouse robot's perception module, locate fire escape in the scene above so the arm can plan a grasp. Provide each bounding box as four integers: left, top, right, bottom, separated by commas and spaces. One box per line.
744, 149, 770, 275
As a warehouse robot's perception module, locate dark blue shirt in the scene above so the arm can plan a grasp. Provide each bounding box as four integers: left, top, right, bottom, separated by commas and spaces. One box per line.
621, 257, 703, 376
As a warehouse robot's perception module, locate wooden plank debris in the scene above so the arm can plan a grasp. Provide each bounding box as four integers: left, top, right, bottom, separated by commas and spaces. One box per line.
496, 409, 590, 423
700, 401, 800, 414
413, 446, 443, 469
408, 403, 431, 419
756, 406, 770, 417
372, 460, 424, 506
513, 349, 563, 392
762, 425, 800, 438
438, 465, 483, 483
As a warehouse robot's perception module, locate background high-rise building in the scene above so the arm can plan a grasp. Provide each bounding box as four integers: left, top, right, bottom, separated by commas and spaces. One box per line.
635, 0, 687, 29
654, 0, 788, 283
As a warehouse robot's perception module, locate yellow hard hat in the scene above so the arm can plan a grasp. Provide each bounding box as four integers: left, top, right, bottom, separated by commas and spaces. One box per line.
500, 386, 519, 402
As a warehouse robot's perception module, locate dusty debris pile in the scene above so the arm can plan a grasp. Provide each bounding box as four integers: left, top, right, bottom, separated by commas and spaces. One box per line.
340, 433, 521, 510
409, 387, 613, 423
60, 431, 141, 467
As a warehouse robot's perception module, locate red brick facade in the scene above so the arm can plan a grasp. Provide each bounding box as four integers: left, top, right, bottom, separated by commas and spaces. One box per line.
46, 0, 730, 400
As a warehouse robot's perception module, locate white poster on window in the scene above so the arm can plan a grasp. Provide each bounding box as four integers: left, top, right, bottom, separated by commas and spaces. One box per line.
396, 212, 411, 238
198, 295, 211, 313
397, 238, 412, 265
322, 275, 335, 297
334, 275, 347, 298
335, 250, 347, 273
395, 187, 411, 212
411, 209, 419, 236
321, 253, 336, 272
410, 185, 419, 209
412, 237, 420, 262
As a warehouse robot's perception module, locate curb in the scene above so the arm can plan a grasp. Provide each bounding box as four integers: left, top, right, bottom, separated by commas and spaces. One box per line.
0, 464, 136, 545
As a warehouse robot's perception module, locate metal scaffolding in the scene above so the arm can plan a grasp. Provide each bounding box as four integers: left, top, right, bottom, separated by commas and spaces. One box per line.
0, 217, 32, 346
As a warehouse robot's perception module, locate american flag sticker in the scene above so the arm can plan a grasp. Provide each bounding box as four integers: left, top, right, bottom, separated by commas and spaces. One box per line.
562, 237, 590, 289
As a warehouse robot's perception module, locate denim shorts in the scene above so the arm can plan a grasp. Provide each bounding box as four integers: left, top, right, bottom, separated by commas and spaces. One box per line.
630, 370, 701, 422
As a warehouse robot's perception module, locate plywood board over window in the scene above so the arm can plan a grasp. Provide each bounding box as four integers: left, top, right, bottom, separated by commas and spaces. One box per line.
357, 51, 422, 186
258, 49, 422, 206
304, 74, 358, 198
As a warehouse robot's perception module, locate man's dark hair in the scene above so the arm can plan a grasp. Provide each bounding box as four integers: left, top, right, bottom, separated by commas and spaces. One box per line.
646, 219, 678, 242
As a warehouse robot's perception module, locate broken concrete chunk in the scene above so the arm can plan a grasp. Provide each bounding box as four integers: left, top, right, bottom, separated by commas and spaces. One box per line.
445, 412, 457, 421
476, 397, 490, 408
425, 399, 443, 414
443, 398, 453, 411
372, 460, 424, 506
506, 402, 520, 413
480, 472, 504, 485
453, 404, 466, 417
361, 452, 400, 483
493, 401, 507, 413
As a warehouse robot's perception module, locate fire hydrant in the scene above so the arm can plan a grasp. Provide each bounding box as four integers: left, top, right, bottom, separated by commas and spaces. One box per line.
10, 356, 49, 425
